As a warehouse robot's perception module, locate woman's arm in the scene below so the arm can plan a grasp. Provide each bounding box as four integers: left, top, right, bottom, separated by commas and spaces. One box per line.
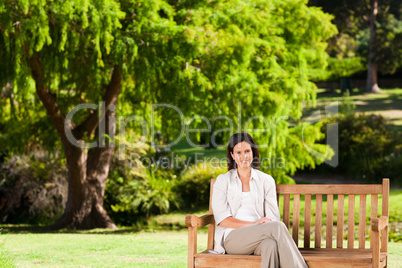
219, 216, 272, 228
219, 216, 254, 228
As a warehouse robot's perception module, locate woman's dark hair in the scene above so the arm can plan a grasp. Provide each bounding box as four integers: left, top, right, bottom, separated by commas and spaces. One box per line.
227, 133, 260, 170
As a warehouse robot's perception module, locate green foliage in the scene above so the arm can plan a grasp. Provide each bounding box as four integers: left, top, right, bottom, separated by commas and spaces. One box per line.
176, 161, 227, 210
339, 90, 356, 114
1, 0, 338, 226
322, 113, 402, 184
105, 139, 184, 225
109, 168, 180, 217
326, 57, 365, 79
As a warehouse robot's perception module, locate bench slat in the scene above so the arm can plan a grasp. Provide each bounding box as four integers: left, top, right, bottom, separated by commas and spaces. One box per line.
276, 184, 382, 194
304, 194, 312, 248
326, 194, 334, 248
292, 194, 300, 246
370, 194, 378, 249
348, 195, 355, 249
194, 249, 387, 268
283, 194, 290, 229
381, 179, 389, 253
315, 194, 322, 248
359, 195, 367, 249
336, 195, 344, 248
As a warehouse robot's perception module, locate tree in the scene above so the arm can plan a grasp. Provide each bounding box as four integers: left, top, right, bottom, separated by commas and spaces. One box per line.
1, 0, 337, 228
366, 0, 380, 93
309, 0, 402, 91
1, 0, 138, 229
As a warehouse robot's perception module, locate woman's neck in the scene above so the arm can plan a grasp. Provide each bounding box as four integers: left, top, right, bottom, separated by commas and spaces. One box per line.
237, 167, 251, 182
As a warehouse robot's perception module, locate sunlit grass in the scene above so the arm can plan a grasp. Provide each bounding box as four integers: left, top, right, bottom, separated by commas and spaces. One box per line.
1, 227, 401, 267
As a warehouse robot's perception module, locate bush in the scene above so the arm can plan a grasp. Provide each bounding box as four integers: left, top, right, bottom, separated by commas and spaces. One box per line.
321, 113, 402, 184
176, 161, 227, 210
0, 153, 67, 225
104, 141, 185, 225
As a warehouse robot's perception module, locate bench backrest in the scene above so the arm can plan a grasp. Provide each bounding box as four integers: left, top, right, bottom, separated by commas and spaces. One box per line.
208, 178, 389, 251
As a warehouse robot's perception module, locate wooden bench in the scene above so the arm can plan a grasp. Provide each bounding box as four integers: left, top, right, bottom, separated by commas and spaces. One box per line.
185, 178, 389, 268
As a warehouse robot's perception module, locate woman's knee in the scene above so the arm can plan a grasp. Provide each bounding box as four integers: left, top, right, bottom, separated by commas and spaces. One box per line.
255, 238, 278, 256
260, 238, 277, 250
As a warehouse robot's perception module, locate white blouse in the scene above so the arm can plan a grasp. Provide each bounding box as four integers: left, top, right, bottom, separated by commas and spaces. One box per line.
223, 191, 260, 240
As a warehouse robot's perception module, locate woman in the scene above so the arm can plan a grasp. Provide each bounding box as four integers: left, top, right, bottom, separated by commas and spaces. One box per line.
212, 133, 308, 268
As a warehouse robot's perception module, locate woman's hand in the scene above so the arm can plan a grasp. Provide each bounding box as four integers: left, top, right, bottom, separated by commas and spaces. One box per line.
255, 217, 272, 224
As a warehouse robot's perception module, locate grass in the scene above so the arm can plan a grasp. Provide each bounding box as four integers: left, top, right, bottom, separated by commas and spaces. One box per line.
0, 228, 206, 267
1, 226, 401, 267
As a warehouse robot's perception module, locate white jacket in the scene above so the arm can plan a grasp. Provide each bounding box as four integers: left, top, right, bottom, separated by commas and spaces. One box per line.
211, 168, 281, 254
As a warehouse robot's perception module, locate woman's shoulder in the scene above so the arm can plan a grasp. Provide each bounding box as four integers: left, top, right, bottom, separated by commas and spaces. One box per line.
215, 169, 236, 186
253, 169, 275, 184
216, 169, 235, 181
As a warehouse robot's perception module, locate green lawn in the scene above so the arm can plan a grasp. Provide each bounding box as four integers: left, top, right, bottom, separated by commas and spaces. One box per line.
1, 228, 401, 267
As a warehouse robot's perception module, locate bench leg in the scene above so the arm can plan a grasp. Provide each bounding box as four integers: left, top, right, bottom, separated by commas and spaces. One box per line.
188, 226, 197, 268
372, 230, 380, 268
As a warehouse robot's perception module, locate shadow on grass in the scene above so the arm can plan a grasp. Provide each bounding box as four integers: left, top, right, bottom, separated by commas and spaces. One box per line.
0, 224, 147, 235
314, 88, 402, 114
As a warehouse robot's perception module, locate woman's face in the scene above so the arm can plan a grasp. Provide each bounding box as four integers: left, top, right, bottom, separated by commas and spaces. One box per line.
231, 141, 253, 169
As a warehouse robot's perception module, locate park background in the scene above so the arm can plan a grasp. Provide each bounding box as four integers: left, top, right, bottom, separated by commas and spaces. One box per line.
0, 0, 401, 267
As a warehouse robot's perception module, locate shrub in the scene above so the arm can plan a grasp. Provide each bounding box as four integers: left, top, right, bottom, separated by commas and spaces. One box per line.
0, 153, 67, 225
321, 113, 402, 184
176, 161, 227, 210
104, 140, 184, 225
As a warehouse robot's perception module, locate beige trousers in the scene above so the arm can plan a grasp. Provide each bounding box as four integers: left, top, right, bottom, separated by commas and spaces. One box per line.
224, 221, 308, 268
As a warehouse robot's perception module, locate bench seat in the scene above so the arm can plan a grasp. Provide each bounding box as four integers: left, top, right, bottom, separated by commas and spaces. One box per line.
194, 248, 387, 268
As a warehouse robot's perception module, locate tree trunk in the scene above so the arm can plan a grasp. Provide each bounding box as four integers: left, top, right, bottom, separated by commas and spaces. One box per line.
29, 54, 122, 229
366, 0, 381, 93
52, 111, 117, 229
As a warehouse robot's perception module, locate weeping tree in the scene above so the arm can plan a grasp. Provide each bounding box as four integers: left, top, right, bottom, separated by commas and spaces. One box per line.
0, 0, 336, 229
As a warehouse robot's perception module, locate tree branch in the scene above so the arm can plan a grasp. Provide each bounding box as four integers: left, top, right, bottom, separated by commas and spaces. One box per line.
73, 65, 122, 139
29, 55, 70, 144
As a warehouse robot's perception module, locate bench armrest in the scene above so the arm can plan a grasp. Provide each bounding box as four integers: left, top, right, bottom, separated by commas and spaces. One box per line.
185, 214, 215, 228
372, 216, 388, 232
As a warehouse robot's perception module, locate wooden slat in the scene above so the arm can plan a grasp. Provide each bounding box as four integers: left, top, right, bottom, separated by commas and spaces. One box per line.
381, 179, 389, 253
292, 194, 300, 246
304, 194, 312, 248
315, 194, 322, 248
348, 195, 355, 249
336, 195, 344, 248
276, 184, 382, 195
358, 195, 367, 249
195, 249, 387, 267
283, 194, 290, 229
370, 194, 378, 249
326, 194, 334, 248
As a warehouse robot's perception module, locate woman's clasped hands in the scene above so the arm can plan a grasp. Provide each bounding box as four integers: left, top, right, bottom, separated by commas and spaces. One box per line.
255, 217, 272, 224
